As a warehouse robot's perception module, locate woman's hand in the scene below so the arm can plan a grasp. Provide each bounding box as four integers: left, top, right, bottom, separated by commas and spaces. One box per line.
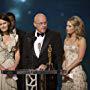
0, 65, 6, 70
60, 69, 69, 76
7, 65, 16, 70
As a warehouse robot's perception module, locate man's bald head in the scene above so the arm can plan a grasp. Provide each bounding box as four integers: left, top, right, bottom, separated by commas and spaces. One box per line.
33, 13, 47, 33
34, 13, 47, 23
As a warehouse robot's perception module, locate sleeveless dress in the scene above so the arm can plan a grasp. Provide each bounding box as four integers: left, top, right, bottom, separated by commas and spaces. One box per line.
0, 33, 18, 90
61, 43, 87, 90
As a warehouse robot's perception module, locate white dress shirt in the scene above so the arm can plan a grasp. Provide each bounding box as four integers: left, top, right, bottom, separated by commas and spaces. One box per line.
34, 30, 45, 58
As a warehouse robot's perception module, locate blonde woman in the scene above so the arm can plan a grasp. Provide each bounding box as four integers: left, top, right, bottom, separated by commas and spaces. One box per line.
61, 16, 87, 90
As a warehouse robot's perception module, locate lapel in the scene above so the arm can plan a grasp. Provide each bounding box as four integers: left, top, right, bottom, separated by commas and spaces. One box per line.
31, 29, 52, 57
40, 29, 52, 56
31, 31, 38, 57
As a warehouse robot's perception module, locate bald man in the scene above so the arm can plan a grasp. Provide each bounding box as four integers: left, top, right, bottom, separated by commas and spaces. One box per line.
22, 12, 64, 90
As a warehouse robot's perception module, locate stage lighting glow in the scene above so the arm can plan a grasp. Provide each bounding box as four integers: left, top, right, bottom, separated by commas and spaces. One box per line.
28, 11, 31, 14
21, 0, 26, 2
60, 12, 64, 16
8, 9, 21, 21
13, 0, 26, 3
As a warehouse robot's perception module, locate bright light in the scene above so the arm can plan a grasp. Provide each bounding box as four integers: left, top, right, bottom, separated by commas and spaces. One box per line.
13, 0, 26, 3
21, 0, 26, 3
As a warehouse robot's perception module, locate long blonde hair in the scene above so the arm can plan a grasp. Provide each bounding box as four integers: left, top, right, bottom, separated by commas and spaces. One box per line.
67, 16, 86, 39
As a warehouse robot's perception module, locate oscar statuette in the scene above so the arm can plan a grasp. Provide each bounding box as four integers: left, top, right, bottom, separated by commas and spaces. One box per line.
47, 44, 54, 70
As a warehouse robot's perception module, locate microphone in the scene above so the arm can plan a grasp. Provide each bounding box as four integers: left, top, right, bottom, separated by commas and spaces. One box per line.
38, 43, 41, 52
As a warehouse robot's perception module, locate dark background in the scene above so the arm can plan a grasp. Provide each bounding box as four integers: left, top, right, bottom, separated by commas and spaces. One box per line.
0, 0, 90, 89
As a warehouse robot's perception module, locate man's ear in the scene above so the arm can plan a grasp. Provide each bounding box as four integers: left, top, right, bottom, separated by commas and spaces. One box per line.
33, 22, 36, 27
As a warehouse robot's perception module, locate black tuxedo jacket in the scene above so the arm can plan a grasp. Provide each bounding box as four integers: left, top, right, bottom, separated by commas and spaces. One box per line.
22, 29, 63, 70
16, 29, 26, 69
16, 29, 26, 50
18, 29, 64, 90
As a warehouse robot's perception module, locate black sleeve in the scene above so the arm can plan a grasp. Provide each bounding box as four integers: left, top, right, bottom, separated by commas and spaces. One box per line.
52, 32, 64, 70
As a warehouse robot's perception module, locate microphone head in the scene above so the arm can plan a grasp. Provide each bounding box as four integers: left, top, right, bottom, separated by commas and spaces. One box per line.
38, 43, 41, 51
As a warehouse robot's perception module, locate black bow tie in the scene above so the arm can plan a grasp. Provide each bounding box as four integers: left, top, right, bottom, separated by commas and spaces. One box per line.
37, 33, 44, 37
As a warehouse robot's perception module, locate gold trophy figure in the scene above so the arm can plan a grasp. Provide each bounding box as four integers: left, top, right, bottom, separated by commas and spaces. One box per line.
47, 44, 54, 70
40, 44, 54, 90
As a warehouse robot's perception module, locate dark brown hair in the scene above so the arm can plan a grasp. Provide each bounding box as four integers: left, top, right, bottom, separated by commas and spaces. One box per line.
0, 13, 13, 35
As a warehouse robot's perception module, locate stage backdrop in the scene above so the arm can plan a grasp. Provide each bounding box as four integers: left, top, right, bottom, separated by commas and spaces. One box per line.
0, 0, 90, 89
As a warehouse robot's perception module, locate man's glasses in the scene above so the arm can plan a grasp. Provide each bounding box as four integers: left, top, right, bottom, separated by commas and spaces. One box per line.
35, 22, 47, 26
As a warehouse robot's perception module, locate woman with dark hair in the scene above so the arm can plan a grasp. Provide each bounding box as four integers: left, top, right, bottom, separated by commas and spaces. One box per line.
0, 13, 20, 90
61, 16, 87, 90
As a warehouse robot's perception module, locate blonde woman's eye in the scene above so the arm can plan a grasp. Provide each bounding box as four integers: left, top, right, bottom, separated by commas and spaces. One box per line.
68, 25, 72, 27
